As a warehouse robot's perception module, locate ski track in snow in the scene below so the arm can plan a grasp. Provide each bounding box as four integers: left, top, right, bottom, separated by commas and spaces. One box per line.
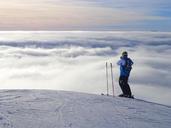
0, 90, 170, 128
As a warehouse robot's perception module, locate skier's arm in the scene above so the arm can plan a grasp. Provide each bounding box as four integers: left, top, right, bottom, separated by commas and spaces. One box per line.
117, 60, 121, 65
117, 59, 125, 66
130, 59, 134, 66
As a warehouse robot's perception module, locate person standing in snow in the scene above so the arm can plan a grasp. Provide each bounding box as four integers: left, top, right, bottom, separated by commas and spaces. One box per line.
117, 51, 134, 98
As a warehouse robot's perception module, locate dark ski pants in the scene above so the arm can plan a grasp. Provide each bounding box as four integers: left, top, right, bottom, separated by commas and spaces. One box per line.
119, 76, 132, 96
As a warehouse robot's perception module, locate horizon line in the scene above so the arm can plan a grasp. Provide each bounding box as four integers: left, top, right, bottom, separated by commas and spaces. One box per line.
0, 30, 171, 33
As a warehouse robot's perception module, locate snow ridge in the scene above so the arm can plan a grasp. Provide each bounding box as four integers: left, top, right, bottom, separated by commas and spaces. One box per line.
0, 90, 170, 128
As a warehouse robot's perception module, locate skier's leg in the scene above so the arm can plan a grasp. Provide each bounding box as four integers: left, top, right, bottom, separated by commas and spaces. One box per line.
125, 77, 132, 96
119, 76, 126, 95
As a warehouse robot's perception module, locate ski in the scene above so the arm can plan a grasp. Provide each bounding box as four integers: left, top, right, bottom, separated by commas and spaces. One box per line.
118, 94, 134, 99
103, 62, 115, 97
110, 63, 115, 97
105, 62, 109, 96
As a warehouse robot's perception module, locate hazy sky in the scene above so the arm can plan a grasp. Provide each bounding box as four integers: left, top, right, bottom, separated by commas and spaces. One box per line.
0, 0, 171, 31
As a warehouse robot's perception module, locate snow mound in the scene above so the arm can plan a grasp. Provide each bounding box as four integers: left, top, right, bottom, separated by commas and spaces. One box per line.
0, 90, 170, 128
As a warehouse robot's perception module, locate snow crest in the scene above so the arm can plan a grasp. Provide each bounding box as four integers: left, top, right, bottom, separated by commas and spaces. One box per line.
0, 90, 170, 128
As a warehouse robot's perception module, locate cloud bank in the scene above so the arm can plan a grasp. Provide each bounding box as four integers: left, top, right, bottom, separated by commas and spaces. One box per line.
0, 31, 171, 105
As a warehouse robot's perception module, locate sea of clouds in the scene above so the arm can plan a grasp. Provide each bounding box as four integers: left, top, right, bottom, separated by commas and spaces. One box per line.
0, 31, 170, 105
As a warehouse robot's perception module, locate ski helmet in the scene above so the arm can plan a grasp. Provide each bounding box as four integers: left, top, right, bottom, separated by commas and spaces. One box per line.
122, 51, 128, 56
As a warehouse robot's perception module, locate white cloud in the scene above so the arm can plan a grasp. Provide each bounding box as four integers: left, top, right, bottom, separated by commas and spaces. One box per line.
0, 31, 171, 105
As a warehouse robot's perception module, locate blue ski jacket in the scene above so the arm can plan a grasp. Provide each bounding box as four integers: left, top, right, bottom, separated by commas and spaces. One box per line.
117, 56, 133, 77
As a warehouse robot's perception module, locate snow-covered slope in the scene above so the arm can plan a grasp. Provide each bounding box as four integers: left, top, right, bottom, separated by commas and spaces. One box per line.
0, 90, 170, 128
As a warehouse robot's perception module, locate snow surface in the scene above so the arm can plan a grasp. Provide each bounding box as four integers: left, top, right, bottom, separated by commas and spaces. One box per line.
0, 90, 170, 128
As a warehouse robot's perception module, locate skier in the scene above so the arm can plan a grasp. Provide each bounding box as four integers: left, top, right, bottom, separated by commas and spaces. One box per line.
117, 51, 134, 98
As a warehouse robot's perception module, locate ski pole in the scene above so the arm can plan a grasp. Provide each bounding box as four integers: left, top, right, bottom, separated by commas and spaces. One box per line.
110, 63, 115, 97
106, 62, 109, 96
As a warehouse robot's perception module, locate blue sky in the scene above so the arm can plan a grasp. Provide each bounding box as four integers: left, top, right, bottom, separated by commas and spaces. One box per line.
0, 0, 171, 31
